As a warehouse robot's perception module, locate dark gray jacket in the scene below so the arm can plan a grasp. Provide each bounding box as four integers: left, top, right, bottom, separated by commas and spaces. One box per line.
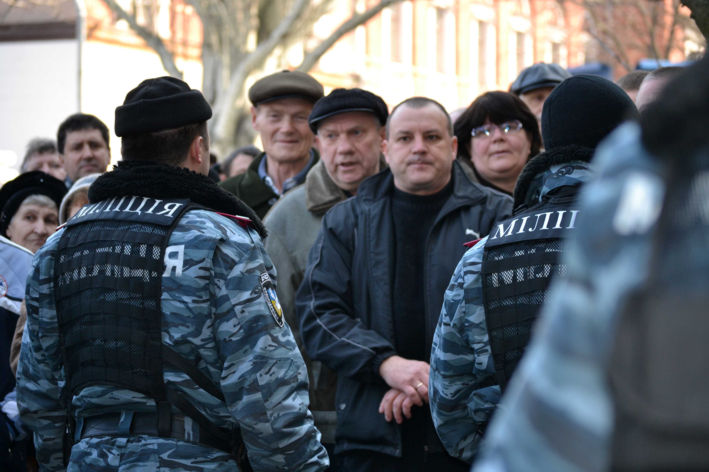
296, 162, 512, 457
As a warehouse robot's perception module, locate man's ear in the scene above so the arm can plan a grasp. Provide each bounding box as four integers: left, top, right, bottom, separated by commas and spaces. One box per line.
251, 106, 259, 129
192, 136, 204, 160
450, 136, 458, 161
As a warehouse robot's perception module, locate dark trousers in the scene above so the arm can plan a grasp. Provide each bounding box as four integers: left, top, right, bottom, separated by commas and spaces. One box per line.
337, 447, 469, 472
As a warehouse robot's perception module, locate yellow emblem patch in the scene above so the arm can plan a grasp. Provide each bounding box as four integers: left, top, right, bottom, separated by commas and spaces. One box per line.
260, 272, 284, 327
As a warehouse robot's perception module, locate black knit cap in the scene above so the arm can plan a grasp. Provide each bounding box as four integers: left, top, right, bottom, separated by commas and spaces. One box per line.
115, 76, 212, 137
308, 88, 389, 133
0, 171, 67, 236
542, 74, 638, 150
248, 70, 324, 106
510, 63, 572, 95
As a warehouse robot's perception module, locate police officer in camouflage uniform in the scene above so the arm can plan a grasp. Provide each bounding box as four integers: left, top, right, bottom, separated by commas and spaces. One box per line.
429, 75, 637, 464
16, 76, 328, 471
473, 56, 709, 472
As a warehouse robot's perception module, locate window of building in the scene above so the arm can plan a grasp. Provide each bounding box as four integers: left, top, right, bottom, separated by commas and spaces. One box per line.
434, 7, 455, 74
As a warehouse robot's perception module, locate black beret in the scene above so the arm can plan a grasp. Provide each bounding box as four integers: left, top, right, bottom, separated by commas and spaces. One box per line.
115, 76, 212, 137
249, 70, 324, 106
510, 63, 572, 95
0, 171, 66, 236
542, 75, 638, 150
308, 88, 389, 133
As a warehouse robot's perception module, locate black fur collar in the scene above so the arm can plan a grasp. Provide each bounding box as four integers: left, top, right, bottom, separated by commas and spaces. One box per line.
89, 161, 266, 237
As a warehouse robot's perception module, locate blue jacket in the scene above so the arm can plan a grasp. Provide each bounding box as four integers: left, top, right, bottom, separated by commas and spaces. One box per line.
297, 162, 512, 457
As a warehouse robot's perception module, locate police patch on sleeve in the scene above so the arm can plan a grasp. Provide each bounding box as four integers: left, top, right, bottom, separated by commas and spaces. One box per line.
260, 272, 284, 328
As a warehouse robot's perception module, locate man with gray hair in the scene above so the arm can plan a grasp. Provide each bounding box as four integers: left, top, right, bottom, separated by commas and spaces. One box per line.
20, 138, 66, 182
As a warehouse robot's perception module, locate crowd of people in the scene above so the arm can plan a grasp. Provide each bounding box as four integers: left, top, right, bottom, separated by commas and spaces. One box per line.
0, 52, 706, 471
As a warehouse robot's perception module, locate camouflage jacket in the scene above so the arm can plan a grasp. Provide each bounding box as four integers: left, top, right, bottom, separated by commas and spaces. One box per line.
429, 150, 594, 464
473, 123, 664, 471
16, 163, 328, 471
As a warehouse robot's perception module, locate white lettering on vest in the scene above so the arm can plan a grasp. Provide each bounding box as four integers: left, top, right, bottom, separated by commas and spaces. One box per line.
552, 210, 566, 229
567, 210, 579, 229
157, 202, 183, 217
491, 219, 517, 240
145, 199, 162, 214
164, 245, 184, 277
516, 215, 530, 233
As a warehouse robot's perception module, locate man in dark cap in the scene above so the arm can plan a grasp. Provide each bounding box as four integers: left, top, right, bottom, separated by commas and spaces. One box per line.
263, 87, 388, 458
220, 70, 324, 218
429, 75, 637, 464
510, 62, 572, 125
16, 76, 328, 471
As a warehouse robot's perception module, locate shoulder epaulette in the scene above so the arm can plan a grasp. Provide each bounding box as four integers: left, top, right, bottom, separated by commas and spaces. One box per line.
464, 238, 481, 248
215, 211, 254, 230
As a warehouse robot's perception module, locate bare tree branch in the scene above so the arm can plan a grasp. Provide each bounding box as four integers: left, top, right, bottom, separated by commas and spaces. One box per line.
297, 0, 404, 72
211, 0, 310, 143
101, 0, 182, 78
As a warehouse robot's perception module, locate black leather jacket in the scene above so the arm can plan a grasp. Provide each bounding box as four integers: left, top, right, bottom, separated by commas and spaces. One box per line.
296, 162, 512, 457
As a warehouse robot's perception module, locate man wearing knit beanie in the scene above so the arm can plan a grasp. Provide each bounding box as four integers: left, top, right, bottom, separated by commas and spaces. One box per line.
17, 76, 328, 471
429, 75, 637, 464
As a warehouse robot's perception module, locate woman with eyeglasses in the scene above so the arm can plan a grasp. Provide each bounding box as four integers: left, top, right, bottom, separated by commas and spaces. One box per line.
454, 91, 541, 195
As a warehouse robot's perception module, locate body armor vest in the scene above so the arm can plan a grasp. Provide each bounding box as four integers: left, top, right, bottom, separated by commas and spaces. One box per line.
609, 158, 709, 470
53, 196, 246, 462
55, 196, 190, 400
482, 190, 580, 390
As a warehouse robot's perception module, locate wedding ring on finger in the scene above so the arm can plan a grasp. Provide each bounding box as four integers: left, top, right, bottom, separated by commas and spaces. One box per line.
415, 382, 424, 390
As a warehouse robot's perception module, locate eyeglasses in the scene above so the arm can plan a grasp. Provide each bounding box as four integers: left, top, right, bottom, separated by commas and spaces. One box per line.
471, 120, 524, 138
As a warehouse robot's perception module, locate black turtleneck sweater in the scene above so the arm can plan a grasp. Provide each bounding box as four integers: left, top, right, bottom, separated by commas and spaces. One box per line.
391, 180, 453, 361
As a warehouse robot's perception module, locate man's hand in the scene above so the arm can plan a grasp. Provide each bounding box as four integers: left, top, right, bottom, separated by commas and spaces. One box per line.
378, 388, 416, 423
378, 355, 430, 405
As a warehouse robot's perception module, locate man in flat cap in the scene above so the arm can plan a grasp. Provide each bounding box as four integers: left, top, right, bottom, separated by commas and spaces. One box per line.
263, 87, 388, 458
16, 76, 329, 471
221, 70, 324, 218
510, 62, 572, 127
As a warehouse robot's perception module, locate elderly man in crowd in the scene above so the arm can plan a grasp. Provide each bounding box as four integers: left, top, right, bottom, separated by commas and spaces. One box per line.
297, 96, 512, 471
221, 70, 324, 218
265, 87, 388, 458
510, 62, 571, 127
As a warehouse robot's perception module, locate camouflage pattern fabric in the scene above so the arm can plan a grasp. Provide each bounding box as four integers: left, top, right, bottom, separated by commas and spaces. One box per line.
17, 208, 329, 471
429, 158, 593, 464
473, 123, 665, 471
428, 237, 499, 464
